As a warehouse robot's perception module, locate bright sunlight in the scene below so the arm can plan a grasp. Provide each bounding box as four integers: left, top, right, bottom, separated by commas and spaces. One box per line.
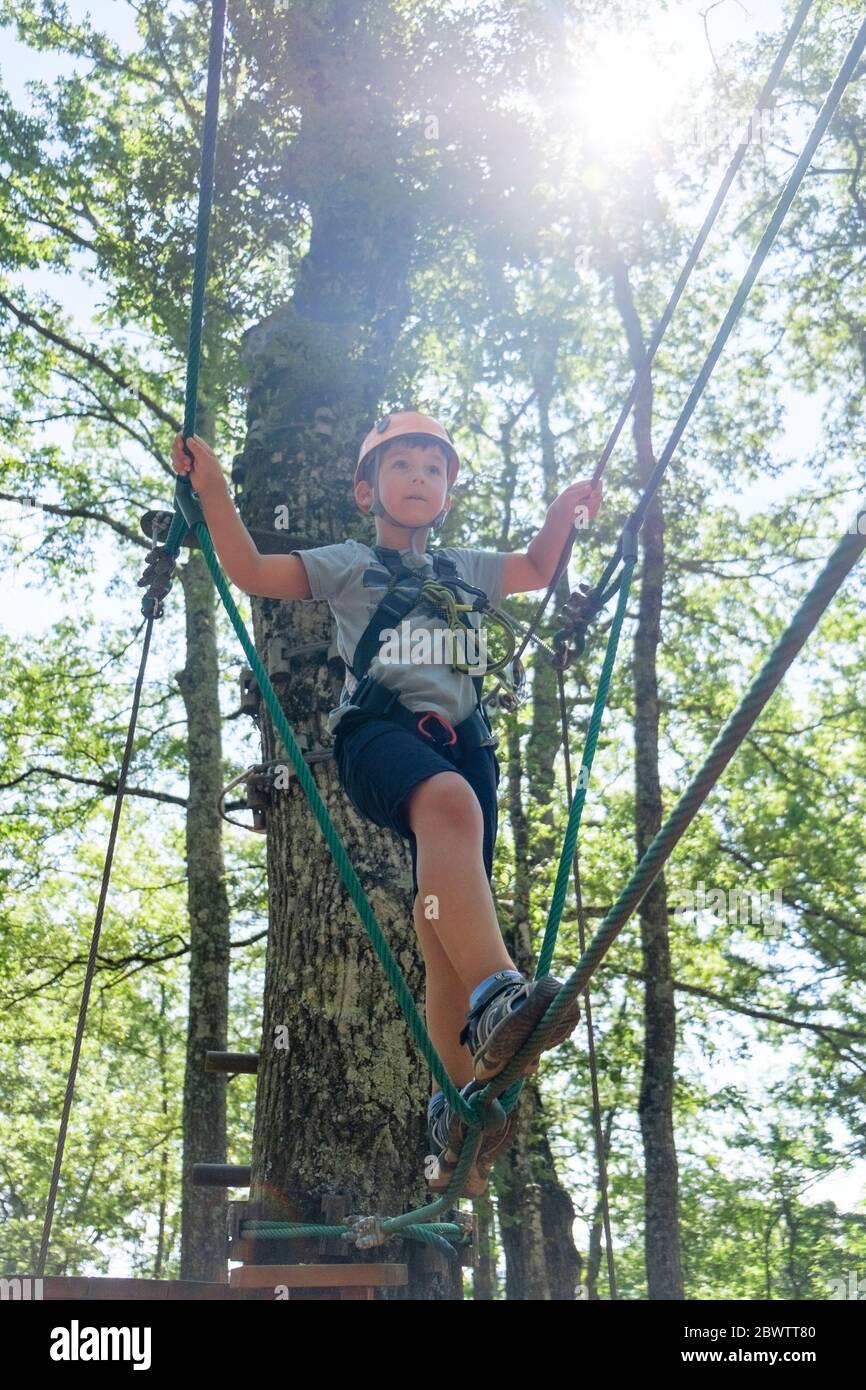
558, 23, 705, 160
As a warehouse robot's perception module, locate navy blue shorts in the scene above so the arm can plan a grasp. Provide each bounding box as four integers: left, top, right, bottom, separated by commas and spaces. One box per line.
333, 711, 501, 896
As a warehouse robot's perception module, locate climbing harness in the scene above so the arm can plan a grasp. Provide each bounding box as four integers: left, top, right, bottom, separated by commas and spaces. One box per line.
40, 0, 866, 1281
342, 542, 520, 753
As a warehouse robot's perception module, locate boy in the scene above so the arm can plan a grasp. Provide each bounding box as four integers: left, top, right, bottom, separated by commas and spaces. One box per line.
171, 411, 602, 1196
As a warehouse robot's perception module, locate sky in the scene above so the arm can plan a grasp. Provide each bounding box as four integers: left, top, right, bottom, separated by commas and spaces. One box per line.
1, 0, 862, 1273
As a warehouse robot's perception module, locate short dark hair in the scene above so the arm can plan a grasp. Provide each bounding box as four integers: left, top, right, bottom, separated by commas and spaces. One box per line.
361, 433, 450, 485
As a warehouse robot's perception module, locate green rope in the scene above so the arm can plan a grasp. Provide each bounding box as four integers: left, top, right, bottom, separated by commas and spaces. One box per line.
490, 554, 636, 1121
475, 506, 866, 1103
240, 1221, 468, 1241
240, 1220, 468, 1258
537, 557, 636, 979
191, 526, 477, 1121
182, 0, 225, 439
145, 0, 866, 1237
160, 0, 226, 561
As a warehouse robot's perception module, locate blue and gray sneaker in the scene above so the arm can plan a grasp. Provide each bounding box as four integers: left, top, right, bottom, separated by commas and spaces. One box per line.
424, 1080, 518, 1198
459, 971, 581, 1083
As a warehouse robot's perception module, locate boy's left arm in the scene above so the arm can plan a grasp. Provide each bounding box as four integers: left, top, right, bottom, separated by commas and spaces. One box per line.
501, 480, 603, 595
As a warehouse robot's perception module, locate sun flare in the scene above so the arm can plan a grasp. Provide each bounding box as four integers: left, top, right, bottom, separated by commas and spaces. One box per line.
560, 29, 693, 159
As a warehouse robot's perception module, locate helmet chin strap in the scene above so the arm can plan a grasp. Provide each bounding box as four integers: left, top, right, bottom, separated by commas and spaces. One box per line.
369, 464, 446, 558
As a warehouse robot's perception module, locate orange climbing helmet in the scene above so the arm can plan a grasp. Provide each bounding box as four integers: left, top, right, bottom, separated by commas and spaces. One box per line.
354, 410, 460, 507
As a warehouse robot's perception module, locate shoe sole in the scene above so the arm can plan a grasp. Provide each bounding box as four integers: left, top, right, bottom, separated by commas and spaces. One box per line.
473, 976, 580, 1084
426, 1153, 492, 1199
427, 1107, 517, 1199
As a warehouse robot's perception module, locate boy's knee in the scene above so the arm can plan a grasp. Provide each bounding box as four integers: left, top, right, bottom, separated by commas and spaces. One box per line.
404, 771, 482, 836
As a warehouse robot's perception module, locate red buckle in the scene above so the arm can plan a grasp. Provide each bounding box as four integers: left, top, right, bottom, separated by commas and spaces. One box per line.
417, 710, 458, 746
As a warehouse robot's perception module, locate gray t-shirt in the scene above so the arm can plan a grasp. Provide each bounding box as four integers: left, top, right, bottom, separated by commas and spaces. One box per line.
291, 539, 509, 734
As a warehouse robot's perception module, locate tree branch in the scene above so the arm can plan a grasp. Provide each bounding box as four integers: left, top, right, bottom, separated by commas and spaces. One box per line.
0, 291, 180, 431
0, 765, 187, 807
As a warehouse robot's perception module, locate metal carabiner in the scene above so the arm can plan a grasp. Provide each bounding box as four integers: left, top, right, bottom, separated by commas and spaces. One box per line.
417, 710, 458, 746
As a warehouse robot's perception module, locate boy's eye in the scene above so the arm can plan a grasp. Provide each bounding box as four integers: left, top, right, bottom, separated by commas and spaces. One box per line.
389, 456, 442, 474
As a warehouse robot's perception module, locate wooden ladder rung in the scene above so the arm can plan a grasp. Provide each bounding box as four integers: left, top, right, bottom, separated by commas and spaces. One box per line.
205, 1051, 259, 1074
192, 1163, 251, 1188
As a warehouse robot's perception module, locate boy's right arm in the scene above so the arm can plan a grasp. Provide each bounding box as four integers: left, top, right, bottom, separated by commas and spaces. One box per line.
170, 434, 312, 599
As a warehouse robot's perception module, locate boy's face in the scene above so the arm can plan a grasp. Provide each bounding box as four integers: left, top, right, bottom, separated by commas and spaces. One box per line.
356, 439, 451, 526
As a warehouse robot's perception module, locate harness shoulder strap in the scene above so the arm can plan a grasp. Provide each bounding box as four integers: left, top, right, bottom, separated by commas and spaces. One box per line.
350, 547, 425, 681
348, 547, 492, 728
431, 551, 458, 582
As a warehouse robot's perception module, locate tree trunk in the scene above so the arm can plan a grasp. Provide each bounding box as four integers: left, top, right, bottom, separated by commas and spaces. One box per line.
176, 523, 232, 1280
494, 588, 582, 1299
238, 107, 462, 1291
472, 1190, 499, 1300
154, 982, 171, 1279
610, 257, 684, 1300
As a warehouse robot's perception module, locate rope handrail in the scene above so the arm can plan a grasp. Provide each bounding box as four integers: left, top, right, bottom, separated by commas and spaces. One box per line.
475, 504, 866, 1101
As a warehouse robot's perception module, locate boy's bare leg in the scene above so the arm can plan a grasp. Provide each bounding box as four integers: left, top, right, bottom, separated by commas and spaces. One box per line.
415, 896, 474, 1095
406, 770, 519, 1103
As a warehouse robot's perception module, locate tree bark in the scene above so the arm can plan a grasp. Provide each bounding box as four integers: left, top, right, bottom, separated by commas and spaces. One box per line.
176, 530, 232, 1281
238, 75, 463, 1293
610, 256, 684, 1299
472, 1189, 499, 1300
493, 546, 582, 1299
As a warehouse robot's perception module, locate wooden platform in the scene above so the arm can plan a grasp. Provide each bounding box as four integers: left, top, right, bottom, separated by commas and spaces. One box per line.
229, 1263, 408, 1299
2, 1275, 265, 1300
4, 1265, 408, 1301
